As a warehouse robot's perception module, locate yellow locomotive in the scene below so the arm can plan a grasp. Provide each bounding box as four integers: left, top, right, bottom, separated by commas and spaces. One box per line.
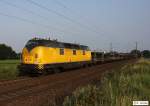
19, 38, 91, 74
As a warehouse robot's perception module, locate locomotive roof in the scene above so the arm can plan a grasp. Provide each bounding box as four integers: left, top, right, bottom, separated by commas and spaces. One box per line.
26, 39, 90, 50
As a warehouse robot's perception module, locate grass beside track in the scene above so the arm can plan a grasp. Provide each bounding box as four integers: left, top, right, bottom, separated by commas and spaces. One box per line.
0, 60, 20, 80
63, 59, 150, 106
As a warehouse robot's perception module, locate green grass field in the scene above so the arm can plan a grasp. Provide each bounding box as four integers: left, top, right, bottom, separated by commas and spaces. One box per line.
63, 59, 150, 106
0, 60, 20, 80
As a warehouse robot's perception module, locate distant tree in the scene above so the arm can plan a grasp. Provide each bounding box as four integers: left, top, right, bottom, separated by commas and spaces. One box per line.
130, 49, 141, 57
142, 50, 150, 58
0, 44, 17, 60
16, 53, 21, 59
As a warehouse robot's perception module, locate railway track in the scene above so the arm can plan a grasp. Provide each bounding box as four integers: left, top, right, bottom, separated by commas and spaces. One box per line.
0, 59, 135, 106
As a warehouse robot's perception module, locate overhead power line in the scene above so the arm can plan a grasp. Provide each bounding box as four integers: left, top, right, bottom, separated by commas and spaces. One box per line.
0, 11, 78, 36
0, 0, 81, 36
25, 0, 100, 35
0, 0, 49, 20
52, 0, 68, 9
0, 12, 43, 26
52, 0, 100, 33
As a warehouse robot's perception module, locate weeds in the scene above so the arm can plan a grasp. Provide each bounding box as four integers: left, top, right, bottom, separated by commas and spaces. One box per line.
0, 60, 19, 79
63, 59, 150, 106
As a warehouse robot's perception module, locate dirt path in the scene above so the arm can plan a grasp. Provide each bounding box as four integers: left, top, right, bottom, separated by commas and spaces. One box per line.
0, 59, 135, 106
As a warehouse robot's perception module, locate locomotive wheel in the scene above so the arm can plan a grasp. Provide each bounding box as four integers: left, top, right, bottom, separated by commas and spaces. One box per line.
54, 68, 61, 73
18, 70, 24, 76
18, 69, 27, 76
45, 69, 54, 74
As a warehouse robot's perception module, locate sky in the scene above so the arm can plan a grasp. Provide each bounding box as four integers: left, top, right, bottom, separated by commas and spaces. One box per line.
0, 0, 150, 53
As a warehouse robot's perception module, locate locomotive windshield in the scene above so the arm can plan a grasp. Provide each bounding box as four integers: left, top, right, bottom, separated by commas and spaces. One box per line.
26, 40, 39, 46
25, 40, 42, 51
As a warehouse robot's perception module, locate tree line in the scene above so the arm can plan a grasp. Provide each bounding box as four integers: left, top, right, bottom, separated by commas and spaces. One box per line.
0, 44, 20, 60
0, 43, 150, 60
130, 49, 150, 58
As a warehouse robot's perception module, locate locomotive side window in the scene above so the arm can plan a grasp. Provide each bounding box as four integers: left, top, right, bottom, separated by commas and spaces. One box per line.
60, 48, 64, 55
73, 50, 76, 55
83, 50, 85, 55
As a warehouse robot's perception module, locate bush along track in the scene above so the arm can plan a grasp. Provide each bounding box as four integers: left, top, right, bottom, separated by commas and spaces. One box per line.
63, 59, 150, 106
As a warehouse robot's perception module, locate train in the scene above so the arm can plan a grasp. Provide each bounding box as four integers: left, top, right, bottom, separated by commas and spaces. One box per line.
18, 38, 92, 74
18, 38, 134, 75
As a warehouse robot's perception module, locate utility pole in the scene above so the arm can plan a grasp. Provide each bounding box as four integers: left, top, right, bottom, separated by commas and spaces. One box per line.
136, 42, 138, 51
135, 41, 138, 58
